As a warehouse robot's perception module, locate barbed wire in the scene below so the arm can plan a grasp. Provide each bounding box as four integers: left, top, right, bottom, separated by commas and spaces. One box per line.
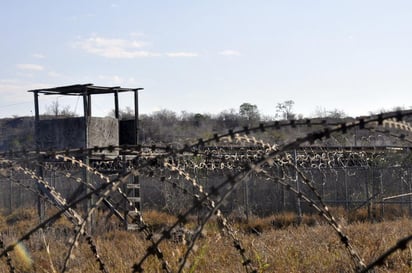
1, 109, 412, 272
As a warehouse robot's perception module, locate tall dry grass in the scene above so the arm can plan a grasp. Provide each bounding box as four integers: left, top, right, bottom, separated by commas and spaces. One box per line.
0, 209, 411, 273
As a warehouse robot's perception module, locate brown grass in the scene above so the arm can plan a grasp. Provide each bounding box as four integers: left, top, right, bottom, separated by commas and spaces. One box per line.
0, 209, 411, 273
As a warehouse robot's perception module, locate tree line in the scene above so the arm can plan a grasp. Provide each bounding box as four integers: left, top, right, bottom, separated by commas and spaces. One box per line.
120, 101, 348, 144
3, 98, 409, 150
42, 99, 348, 144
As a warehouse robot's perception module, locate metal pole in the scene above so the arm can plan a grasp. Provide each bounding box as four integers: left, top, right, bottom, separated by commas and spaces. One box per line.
294, 150, 302, 223
344, 169, 349, 212
399, 170, 404, 215
280, 166, 286, 211
9, 169, 12, 214
409, 168, 412, 216
114, 90, 119, 119
365, 168, 371, 219
34, 92, 40, 147
122, 154, 128, 230
33, 91, 45, 220
244, 173, 250, 222
82, 90, 93, 233
87, 93, 92, 117
133, 90, 142, 221
371, 167, 375, 220
380, 169, 384, 219
134, 90, 139, 144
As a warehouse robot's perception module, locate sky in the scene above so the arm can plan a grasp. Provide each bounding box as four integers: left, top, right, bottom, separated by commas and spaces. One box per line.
1, 1, 412, 118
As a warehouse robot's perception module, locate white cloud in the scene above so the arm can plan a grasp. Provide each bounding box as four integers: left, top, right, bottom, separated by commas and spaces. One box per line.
75, 35, 199, 59
219, 50, 241, 56
166, 52, 199, 57
74, 35, 161, 59
0, 79, 50, 90
0, 79, 50, 101
0, 80, 55, 117
16, 64, 44, 71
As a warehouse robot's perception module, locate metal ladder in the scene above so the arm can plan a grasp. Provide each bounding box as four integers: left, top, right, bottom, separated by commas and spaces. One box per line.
125, 175, 141, 230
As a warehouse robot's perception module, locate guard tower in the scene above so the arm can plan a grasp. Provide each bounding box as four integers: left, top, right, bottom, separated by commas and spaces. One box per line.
29, 83, 143, 149
29, 83, 143, 229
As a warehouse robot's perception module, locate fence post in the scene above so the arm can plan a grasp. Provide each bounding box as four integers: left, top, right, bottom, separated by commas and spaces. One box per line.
280, 166, 286, 211
37, 163, 45, 221
399, 170, 404, 215
365, 167, 371, 219
344, 169, 349, 212
380, 169, 384, 219
9, 169, 12, 214
409, 168, 412, 216
294, 150, 302, 224
244, 173, 250, 223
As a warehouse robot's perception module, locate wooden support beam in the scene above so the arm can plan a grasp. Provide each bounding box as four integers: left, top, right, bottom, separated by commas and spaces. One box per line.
87, 93, 92, 117
114, 90, 119, 119
134, 90, 139, 145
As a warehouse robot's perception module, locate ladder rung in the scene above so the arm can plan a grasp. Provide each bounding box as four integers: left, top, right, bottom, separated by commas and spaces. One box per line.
126, 224, 139, 230
126, 184, 140, 189
127, 211, 140, 216
127, 197, 141, 203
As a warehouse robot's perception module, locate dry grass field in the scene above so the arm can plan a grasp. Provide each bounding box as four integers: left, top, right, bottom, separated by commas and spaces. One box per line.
2, 109, 412, 273
0, 208, 411, 273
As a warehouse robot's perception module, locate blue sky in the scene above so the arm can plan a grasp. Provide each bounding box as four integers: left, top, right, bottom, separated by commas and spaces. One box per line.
1, 1, 412, 118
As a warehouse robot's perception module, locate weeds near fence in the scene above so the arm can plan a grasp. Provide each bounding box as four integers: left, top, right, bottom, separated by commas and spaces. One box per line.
0, 110, 412, 272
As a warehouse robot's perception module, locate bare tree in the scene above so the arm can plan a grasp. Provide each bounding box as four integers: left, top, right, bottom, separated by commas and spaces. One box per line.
217, 108, 241, 129
313, 106, 347, 118
108, 106, 134, 119
45, 100, 76, 117
276, 100, 295, 120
